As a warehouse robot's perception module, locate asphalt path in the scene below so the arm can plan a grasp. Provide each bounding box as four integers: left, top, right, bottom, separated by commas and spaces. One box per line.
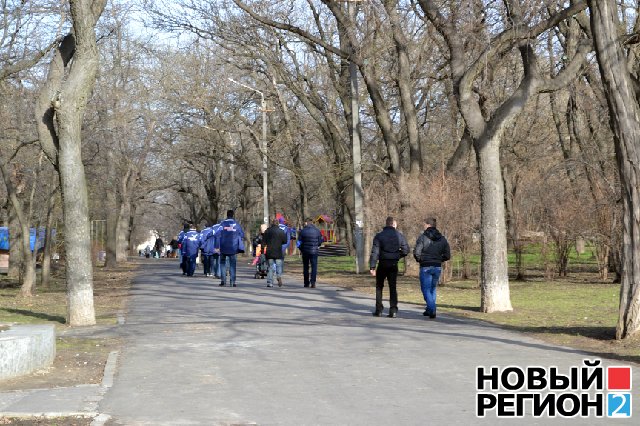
97, 258, 639, 425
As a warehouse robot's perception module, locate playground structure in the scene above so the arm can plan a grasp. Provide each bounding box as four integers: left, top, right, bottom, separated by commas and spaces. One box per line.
314, 215, 338, 244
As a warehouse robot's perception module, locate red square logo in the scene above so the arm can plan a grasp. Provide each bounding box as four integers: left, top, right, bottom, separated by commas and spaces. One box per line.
607, 367, 632, 390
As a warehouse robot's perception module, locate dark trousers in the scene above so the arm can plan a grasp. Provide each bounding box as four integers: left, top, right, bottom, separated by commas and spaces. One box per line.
186, 254, 198, 276
302, 253, 319, 286
202, 254, 212, 275
375, 260, 398, 313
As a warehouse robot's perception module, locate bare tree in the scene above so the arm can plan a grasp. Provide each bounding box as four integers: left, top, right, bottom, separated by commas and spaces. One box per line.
417, 0, 592, 312
587, 0, 640, 339
35, 0, 107, 326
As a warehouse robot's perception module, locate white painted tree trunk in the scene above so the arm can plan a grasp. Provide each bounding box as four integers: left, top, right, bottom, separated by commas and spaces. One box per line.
476, 135, 513, 313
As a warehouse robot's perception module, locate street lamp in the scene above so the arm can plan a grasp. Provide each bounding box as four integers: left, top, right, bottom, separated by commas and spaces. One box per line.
334, 0, 366, 273
228, 78, 269, 224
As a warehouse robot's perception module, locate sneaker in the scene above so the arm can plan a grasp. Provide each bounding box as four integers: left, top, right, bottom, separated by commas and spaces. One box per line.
387, 311, 397, 318
372, 311, 382, 317
277, 277, 282, 287
267, 283, 273, 288
219, 283, 226, 287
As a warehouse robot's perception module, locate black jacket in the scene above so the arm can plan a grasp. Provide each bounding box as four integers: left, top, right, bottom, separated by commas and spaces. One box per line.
262, 225, 288, 259
369, 226, 410, 269
413, 227, 451, 267
298, 224, 323, 255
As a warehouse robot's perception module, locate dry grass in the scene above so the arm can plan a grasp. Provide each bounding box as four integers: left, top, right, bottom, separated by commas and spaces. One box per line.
0, 263, 136, 391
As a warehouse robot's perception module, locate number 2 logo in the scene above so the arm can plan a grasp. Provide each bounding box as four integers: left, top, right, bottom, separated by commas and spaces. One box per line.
607, 393, 632, 418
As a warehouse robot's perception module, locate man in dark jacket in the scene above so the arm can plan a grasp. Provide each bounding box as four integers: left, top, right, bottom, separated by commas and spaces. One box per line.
413, 217, 451, 319
297, 218, 323, 288
369, 216, 410, 318
262, 218, 288, 288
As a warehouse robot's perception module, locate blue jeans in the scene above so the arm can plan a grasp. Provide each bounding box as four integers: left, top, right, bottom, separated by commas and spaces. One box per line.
211, 254, 220, 277
267, 259, 283, 285
186, 254, 198, 276
420, 266, 442, 315
302, 253, 318, 286
220, 254, 237, 285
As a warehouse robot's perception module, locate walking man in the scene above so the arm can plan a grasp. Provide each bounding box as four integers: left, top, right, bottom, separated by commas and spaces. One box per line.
263, 218, 288, 288
199, 223, 215, 277
216, 210, 245, 287
177, 223, 190, 275
182, 223, 200, 277
369, 217, 410, 318
210, 222, 223, 278
297, 218, 323, 288
277, 217, 291, 270
413, 217, 451, 319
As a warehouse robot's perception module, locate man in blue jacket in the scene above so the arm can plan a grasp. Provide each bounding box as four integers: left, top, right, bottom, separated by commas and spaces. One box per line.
216, 210, 245, 287
199, 224, 215, 277
297, 218, 323, 288
277, 217, 291, 270
181, 223, 201, 277
210, 222, 223, 278
177, 223, 190, 275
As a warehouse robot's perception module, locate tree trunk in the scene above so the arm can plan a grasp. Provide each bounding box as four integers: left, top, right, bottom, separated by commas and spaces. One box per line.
127, 202, 138, 254
41, 191, 57, 288
476, 136, 513, 312
0, 164, 36, 295
588, 0, 640, 339
7, 207, 21, 279
51, 0, 107, 326
116, 198, 129, 261
105, 199, 118, 267
105, 151, 118, 267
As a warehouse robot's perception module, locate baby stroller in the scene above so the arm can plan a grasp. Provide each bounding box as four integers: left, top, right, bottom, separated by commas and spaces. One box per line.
254, 253, 269, 279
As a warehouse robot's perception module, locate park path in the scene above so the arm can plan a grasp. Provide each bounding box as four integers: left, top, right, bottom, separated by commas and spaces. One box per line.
97, 259, 638, 425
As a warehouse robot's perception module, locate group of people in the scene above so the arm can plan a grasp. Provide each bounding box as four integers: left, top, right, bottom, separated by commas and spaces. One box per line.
251, 217, 324, 288
369, 216, 450, 319
170, 211, 451, 321
177, 210, 245, 286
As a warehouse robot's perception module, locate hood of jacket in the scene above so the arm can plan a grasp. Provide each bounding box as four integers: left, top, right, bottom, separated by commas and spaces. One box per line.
424, 227, 442, 241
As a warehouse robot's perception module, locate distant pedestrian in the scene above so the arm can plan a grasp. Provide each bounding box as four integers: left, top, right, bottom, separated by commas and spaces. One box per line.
413, 217, 451, 319
278, 217, 291, 269
199, 224, 215, 277
210, 222, 223, 278
216, 210, 245, 287
154, 237, 164, 258
181, 223, 200, 277
263, 218, 288, 288
297, 218, 323, 288
177, 223, 190, 274
369, 217, 410, 318
169, 237, 179, 258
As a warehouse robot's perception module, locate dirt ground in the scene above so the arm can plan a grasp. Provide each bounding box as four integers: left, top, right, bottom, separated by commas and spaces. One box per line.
0, 265, 135, 393
0, 416, 93, 425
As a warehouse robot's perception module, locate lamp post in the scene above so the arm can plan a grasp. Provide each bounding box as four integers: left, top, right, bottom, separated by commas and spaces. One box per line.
228, 78, 269, 224
337, 0, 366, 273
